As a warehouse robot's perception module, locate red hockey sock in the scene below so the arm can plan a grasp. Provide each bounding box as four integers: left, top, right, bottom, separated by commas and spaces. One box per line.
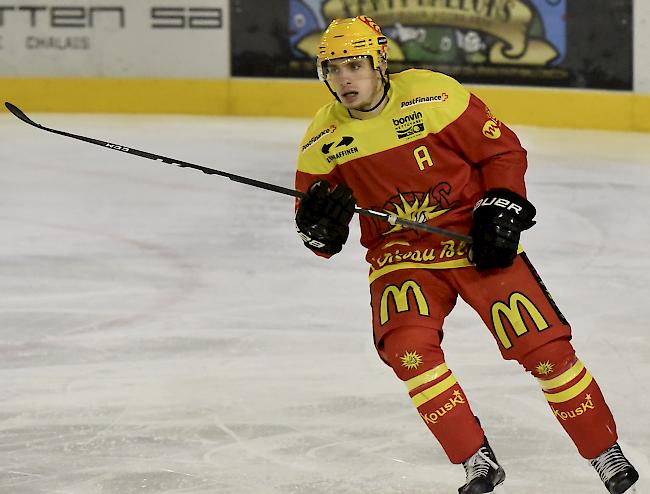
538, 359, 618, 458
523, 339, 618, 459
408, 364, 484, 463
382, 327, 484, 463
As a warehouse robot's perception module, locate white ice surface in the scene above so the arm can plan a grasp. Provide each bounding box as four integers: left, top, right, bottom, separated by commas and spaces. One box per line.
1, 112, 648, 494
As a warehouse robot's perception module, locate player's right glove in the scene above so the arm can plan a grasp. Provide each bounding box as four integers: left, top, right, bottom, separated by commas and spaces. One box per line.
295, 180, 356, 255
469, 188, 536, 269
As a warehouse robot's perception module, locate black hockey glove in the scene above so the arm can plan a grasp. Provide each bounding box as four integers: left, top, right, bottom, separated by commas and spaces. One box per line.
469, 188, 536, 270
295, 180, 356, 255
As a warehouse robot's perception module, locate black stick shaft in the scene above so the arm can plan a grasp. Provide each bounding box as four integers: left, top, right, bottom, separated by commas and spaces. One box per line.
4, 102, 473, 243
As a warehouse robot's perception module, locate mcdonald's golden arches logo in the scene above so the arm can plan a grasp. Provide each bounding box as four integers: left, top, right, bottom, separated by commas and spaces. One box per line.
491, 292, 549, 349
379, 280, 429, 325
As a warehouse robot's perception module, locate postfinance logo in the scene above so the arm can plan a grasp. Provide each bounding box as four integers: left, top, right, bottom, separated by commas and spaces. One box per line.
400, 93, 448, 109
301, 124, 336, 152
491, 292, 549, 350
379, 280, 429, 325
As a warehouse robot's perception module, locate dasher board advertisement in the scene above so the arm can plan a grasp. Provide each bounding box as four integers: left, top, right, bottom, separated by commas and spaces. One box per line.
0, 0, 229, 77
232, 0, 632, 90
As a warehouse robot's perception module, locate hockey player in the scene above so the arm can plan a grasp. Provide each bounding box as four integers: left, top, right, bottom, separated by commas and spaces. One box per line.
294, 15, 639, 494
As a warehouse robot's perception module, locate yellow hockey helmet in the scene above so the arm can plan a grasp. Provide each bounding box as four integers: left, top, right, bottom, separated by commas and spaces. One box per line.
317, 16, 388, 81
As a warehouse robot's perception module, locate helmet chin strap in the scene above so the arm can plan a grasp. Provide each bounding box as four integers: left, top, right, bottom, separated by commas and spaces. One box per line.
355, 71, 390, 113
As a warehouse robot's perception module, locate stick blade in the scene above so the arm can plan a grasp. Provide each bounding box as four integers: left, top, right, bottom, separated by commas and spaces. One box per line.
4, 102, 40, 127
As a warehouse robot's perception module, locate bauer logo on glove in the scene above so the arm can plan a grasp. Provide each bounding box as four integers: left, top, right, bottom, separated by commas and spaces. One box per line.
469, 188, 536, 270
474, 196, 527, 215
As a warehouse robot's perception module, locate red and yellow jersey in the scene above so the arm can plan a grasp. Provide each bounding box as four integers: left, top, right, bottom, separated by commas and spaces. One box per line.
295, 69, 528, 282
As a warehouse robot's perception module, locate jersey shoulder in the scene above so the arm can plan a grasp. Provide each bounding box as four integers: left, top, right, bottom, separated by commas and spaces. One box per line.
391, 69, 471, 131
392, 68, 469, 96
297, 101, 349, 174
298, 103, 339, 154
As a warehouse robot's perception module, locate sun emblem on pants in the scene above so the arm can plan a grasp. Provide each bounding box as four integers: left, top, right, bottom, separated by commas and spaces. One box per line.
400, 351, 423, 370
535, 360, 555, 376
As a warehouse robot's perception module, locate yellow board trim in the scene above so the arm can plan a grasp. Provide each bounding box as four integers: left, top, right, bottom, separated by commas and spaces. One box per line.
405, 363, 450, 392
544, 371, 593, 403
538, 360, 585, 390
0, 78, 230, 115
1, 78, 649, 132
411, 374, 457, 408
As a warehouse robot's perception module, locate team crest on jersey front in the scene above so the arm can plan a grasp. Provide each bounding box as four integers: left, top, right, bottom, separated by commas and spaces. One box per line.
381, 184, 460, 235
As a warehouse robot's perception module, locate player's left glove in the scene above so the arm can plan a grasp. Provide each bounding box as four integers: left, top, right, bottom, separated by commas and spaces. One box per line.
295, 180, 356, 255
469, 188, 536, 269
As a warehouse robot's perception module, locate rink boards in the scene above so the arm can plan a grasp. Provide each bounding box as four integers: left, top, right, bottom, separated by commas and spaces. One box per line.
0, 0, 649, 132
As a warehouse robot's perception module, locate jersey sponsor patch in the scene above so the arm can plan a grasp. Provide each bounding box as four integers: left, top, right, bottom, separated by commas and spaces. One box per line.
400, 93, 448, 109
321, 135, 354, 154
482, 119, 501, 139
321, 135, 358, 163
326, 146, 359, 163
393, 110, 425, 139
301, 124, 336, 152
482, 105, 502, 139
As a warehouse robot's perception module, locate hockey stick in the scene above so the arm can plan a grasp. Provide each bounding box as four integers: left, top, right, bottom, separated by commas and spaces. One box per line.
4, 102, 472, 243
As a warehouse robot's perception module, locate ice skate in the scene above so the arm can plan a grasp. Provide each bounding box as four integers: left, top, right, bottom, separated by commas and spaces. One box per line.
590, 443, 639, 494
458, 437, 505, 494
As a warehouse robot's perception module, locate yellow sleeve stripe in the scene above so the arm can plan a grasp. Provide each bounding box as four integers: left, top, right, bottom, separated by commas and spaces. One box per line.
538, 360, 585, 390
543, 371, 593, 403
405, 363, 450, 392
411, 374, 457, 408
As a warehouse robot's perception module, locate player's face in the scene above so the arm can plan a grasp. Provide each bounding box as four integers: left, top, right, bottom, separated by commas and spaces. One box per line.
324, 57, 384, 111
